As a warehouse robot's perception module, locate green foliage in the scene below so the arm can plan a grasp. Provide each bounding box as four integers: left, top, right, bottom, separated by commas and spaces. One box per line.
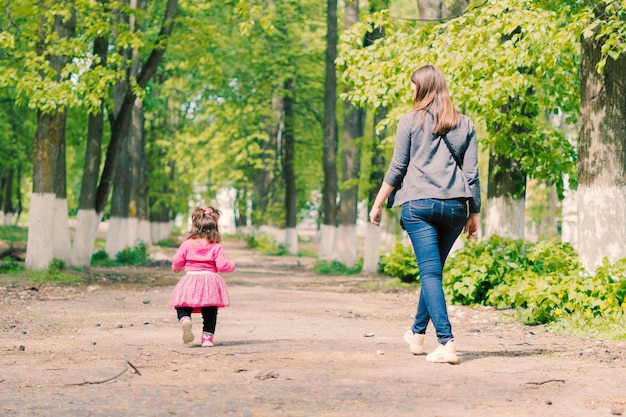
297, 247, 317, 258
245, 234, 288, 256
91, 243, 148, 266
380, 235, 626, 327
443, 236, 626, 325
338, 0, 580, 197
0, 226, 28, 242
0, 257, 24, 274
115, 243, 148, 265
379, 242, 419, 283
313, 258, 363, 276
157, 238, 179, 248
26, 258, 82, 285
91, 250, 114, 266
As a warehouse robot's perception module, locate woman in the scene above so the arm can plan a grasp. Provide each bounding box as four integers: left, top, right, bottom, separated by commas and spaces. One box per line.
369, 65, 481, 364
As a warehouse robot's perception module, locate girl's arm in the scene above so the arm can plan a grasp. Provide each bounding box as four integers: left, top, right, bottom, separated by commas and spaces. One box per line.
213, 245, 236, 273
171, 241, 188, 272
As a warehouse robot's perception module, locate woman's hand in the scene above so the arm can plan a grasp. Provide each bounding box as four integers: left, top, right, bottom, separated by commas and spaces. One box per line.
369, 205, 382, 226
464, 213, 480, 239
369, 182, 395, 227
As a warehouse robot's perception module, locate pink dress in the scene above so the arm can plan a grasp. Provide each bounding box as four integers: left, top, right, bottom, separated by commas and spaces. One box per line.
167, 239, 235, 313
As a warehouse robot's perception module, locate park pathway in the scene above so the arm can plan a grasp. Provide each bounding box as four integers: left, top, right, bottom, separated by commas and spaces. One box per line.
1, 238, 625, 416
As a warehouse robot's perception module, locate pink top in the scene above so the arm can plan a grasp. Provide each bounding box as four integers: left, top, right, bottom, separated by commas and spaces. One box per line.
171, 239, 236, 273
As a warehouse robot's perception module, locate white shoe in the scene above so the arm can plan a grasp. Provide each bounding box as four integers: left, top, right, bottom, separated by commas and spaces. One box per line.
180, 317, 194, 344
426, 339, 458, 364
403, 329, 425, 355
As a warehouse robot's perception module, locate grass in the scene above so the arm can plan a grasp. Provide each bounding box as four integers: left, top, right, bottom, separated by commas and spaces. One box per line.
0, 225, 28, 242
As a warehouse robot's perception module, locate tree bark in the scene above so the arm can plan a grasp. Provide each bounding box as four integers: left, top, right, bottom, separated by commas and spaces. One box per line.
363, 107, 387, 274
1, 170, 14, 225
577, 19, 626, 271
334, 0, 364, 268
319, 0, 338, 260
71, 35, 108, 267
362, 1, 388, 274
95, 0, 178, 214
282, 78, 298, 255
131, 97, 151, 244
484, 151, 526, 239
26, 1, 76, 270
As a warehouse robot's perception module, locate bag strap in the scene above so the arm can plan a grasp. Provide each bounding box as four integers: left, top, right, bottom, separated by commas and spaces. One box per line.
440, 134, 463, 170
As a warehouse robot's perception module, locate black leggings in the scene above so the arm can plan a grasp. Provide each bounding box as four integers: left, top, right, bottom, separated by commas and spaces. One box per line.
176, 307, 218, 334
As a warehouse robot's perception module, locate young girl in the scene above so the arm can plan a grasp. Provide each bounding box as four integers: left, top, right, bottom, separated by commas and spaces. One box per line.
168, 207, 236, 347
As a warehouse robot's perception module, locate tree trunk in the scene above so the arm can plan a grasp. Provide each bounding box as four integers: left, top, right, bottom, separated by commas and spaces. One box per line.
282, 78, 298, 255
577, 24, 626, 272
319, 0, 338, 261
1, 169, 14, 225
26, 1, 75, 270
131, 97, 151, 245
363, 107, 387, 274
333, 0, 364, 268
71, 36, 107, 267
27, 111, 68, 270
484, 151, 526, 239
53, 122, 72, 264
103, 0, 177, 256
362, 1, 388, 274
417, 0, 467, 20
95, 0, 178, 214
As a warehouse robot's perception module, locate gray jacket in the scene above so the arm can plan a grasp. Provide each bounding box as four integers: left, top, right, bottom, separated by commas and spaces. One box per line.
383, 110, 481, 213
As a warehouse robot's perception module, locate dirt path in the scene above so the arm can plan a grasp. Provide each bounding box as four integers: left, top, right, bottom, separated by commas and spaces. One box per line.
1, 239, 625, 417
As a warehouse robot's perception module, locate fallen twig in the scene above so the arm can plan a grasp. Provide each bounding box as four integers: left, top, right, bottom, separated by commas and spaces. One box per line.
65, 364, 129, 386
126, 360, 141, 375
526, 379, 565, 386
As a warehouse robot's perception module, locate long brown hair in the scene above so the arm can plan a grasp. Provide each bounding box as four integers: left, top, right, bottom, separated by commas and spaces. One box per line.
188, 207, 222, 243
410, 65, 460, 136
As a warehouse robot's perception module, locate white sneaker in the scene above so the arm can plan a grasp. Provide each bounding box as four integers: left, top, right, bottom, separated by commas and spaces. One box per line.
180, 317, 194, 344
426, 339, 458, 364
403, 329, 425, 355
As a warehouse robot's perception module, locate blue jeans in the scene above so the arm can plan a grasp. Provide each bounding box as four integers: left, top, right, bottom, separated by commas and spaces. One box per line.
401, 198, 467, 345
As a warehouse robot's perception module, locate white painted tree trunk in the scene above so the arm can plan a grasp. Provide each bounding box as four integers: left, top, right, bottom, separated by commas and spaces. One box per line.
53, 198, 72, 265
285, 227, 298, 255
136, 219, 151, 245
150, 220, 173, 244
318, 224, 336, 261
25, 193, 56, 270
362, 223, 382, 274
560, 188, 577, 247
128, 217, 138, 247
333, 224, 358, 268
3, 211, 13, 226
70, 209, 102, 267
576, 186, 626, 272
484, 196, 525, 239
105, 217, 132, 259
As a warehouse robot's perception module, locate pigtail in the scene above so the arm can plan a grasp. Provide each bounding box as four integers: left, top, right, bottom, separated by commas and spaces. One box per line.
188, 206, 222, 243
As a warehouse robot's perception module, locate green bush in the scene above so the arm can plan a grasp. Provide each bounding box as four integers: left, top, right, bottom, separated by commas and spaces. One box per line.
245, 234, 287, 256
116, 243, 148, 265
443, 235, 626, 325
380, 235, 626, 327
91, 243, 148, 266
379, 242, 418, 283
0, 256, 24, 274
313, 258, 362, 275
